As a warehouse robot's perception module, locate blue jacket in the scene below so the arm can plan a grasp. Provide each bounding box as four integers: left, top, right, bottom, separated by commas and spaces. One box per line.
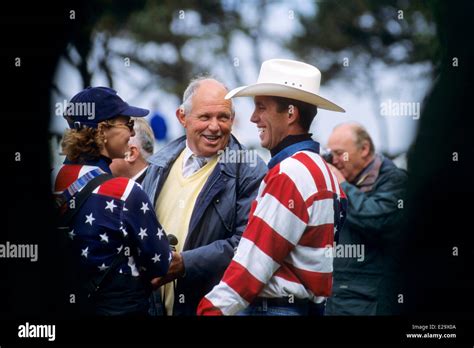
141, 135, 267, 315
54, 156, 171, 315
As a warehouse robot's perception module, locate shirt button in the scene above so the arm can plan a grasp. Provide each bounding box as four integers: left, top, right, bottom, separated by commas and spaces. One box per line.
215, 199, 220, 204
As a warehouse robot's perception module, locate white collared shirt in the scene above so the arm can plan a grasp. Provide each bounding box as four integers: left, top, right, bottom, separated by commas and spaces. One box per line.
182, 144, 214, 178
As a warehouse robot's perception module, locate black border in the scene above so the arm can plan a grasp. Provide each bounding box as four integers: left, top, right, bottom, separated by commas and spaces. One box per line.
1, 0, 473, 345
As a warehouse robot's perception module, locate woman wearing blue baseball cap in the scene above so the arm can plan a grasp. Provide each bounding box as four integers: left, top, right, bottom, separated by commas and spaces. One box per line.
53, 87, 171, 317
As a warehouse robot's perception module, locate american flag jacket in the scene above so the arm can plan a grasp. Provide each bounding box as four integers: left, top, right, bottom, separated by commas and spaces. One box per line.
197, 140, 347, 315
53, 156, 171, 280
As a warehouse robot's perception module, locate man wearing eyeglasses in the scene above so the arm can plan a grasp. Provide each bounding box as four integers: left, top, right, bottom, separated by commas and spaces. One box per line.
324, 122, 408, 315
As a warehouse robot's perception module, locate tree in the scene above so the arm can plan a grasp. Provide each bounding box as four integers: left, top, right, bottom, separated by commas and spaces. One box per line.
56, 0, 245, 100
55, 0, 438, 154
288, 0, 437, 153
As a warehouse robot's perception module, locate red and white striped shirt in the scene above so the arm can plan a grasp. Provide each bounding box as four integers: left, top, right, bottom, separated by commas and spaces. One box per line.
197, 150, 347, 315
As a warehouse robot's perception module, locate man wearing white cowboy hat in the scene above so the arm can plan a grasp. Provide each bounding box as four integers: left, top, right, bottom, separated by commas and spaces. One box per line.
197, 59, 348, 316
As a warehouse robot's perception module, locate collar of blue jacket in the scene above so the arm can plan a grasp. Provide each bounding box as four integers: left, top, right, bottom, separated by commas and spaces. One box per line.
267, 139, 320, 169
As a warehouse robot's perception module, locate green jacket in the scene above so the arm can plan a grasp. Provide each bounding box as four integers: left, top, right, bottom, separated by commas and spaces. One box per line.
326, 154, 407, 315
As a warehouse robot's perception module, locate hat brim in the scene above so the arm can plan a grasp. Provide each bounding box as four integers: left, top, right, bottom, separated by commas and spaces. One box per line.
120, 105, 150, 117
225, 83, 345, 112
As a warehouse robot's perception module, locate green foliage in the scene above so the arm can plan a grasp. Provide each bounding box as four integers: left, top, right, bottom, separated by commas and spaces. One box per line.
63, 0, 438, 100
288, 0, 438, 82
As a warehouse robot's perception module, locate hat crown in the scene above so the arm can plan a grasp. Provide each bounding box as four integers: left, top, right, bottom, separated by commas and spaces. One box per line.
224, 58, 345, 112
256, 59, 321, 94
64, 86, 149, 128
70, 86, 125, 113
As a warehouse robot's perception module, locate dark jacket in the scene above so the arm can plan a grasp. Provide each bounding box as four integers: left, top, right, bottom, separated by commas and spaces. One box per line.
141, 135, 267, 315
325, 154, 407, 315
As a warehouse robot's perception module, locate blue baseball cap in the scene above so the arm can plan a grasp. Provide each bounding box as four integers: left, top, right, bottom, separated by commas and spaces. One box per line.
63, 86, 149, 129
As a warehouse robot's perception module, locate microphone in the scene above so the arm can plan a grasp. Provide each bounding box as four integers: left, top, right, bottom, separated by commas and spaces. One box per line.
168, 234, 178, 252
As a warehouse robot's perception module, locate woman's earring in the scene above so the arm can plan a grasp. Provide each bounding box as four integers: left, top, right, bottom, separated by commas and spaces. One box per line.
104, 138, 108, 144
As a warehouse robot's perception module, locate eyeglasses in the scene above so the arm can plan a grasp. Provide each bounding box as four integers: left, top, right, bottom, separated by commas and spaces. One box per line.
105, 119, 135, 132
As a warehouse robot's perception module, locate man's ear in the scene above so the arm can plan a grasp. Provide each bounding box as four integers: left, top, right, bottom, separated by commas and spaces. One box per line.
176, 106, 186, 127
125, 146, 139, 163
360, 140, 371, 158
287, 104, 300, 127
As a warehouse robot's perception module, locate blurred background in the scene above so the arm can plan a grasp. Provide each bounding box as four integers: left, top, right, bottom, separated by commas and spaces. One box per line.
49, 0, 438, 168
2, 0, 472, 330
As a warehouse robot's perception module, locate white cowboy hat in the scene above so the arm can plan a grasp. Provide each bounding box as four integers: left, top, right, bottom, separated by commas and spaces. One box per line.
225, 59, 345, 112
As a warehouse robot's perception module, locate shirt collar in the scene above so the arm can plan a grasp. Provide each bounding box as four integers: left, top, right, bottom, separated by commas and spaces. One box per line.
131, 165, 149, 182
183, 141, 215, 165
270, 134, 314, 157
352, 154, 383, 191
63, 155, 112, 174
267, 136, 320, 170
183, 143, 194, 166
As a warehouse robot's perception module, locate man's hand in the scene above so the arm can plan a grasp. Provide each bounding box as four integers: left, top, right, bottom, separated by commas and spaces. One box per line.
150, 252, 185, 289
327, 163, 347, 184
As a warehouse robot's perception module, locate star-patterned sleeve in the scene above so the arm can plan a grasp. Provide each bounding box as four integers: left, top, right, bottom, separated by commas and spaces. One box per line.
122, 183, 171, 278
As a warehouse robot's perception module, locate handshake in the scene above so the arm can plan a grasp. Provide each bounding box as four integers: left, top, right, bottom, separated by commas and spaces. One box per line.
151, 234, 183, 289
